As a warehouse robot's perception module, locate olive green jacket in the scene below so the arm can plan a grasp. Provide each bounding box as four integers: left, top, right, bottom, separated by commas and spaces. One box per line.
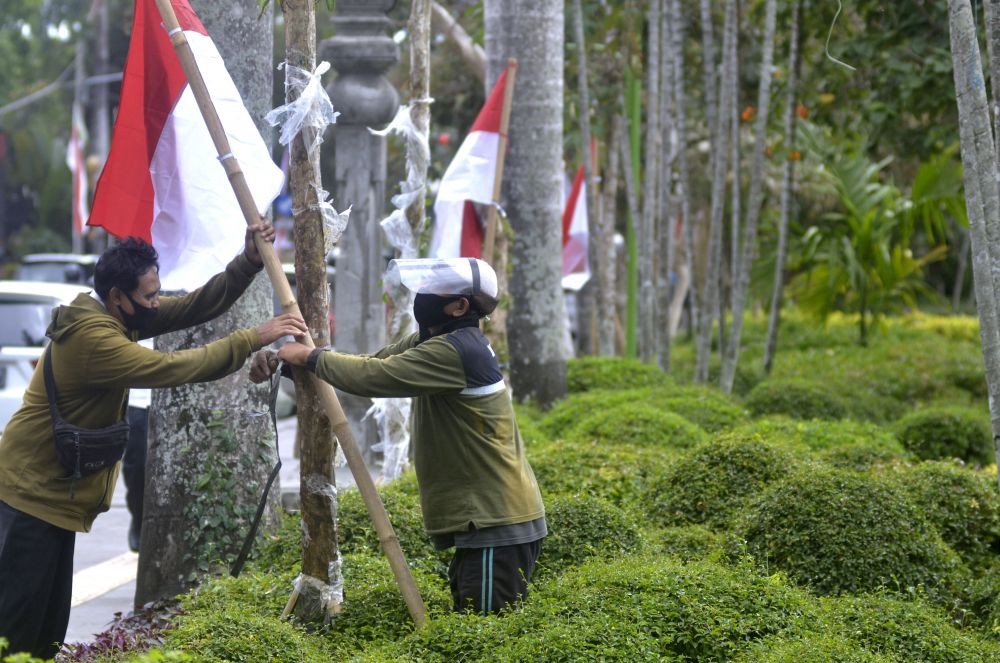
312, 329, 545, 536
0, 254, 264, 532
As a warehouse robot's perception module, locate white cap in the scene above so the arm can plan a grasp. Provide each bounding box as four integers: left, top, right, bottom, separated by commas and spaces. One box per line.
386, 258, 499, 299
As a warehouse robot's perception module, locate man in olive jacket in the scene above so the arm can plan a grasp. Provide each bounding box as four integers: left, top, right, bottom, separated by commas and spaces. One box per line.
251, 258, 546, 616
0, 225, 306, 659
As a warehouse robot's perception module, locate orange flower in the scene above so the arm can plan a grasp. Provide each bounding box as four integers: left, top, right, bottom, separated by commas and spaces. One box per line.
788, 150, 801, 161
741, 105, 755, 122
765, 145, 775, 157
796, 104, 809, 119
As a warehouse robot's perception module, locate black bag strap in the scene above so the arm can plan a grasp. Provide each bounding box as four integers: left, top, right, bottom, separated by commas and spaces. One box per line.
230, 362, 284, 577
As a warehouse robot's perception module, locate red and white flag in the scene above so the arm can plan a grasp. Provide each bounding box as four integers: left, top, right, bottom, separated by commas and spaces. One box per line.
562, 165, 590, 291
89, 0, 283, 291
66, 101, 89, 239
429, 68, 511, 259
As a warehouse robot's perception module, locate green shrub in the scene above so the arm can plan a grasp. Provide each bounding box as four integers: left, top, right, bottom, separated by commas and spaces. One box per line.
818, 443, 909, 471
541, 386, 744, 439
534, 493, 644, 580
729, 416, 902, 454
733, 634, 895, 663
647, 525, 725, 562
529, 438, 671, 506
965, 561, 1000, 633
745, 379, 849, 420
817, 593, 1000, 662
894, 406, 993, 465
888, 461, 1000, 568
646, 437, 799, 529
251, 511, 303, 574
737, 467, 964, 596
566, 356, 670, 392
564, 402, 707, 449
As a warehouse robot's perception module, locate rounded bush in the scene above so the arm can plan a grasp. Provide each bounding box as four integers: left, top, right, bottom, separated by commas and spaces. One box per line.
564, 402, 707, 449
648, 525, 725, 562
733, 635, 894, 663
645, 437, 799, 529
888, 461, 1000, 567
533, 493, 644, 580
737, 467, 963, 596
894, 406, 993, 465
729, 416, 901, 454
745, 379, 849, 421
566, 356, 670, 393
529, 438, 671, 506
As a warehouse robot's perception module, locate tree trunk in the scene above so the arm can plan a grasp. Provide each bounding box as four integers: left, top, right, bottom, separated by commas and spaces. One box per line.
600, 115, 623, 356
280, 0, 340, 622
484, 0, 567, 406
572, 0, 602, 357
695, 0, 736, 383
725, 1, 741, 346
949, 0, 1000, 486
136, 0, 277, 607
640, 0, 662, 363
669, 0, 698, 353
984, 0, 1000, 176
763, 0, 801, 376
657, 3, 676, 372
720, 0, 777, 394
952, 224, 971, 311
699, 0, 718, 155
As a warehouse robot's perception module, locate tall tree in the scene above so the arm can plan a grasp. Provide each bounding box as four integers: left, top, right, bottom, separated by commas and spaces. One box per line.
484, 0, 567, 405
137, 0, 278, 606
763, 0, 802, 375
280, 0, 339, 622
656, 2, 677, 371
720, 0, 777, 394
640, 0, 662, 362
601, 114, 624, 354
949, 0, 1000, 484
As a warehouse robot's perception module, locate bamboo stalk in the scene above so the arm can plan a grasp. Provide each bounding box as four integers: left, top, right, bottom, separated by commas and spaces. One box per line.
151, 0, 427, 628
482, 58, 517, 264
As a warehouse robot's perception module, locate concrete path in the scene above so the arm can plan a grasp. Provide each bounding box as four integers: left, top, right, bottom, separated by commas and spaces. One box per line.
65, 413, 357, 644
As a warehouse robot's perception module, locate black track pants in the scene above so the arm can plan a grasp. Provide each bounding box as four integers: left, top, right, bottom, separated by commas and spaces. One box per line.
448, 539, 541, 615
0, 500, 76, 660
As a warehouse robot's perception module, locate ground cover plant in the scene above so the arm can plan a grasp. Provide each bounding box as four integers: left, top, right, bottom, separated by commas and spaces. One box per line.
52, 314, 1000, 663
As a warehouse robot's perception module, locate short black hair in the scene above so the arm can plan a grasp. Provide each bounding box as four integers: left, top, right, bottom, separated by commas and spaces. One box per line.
94, 237, 159, 300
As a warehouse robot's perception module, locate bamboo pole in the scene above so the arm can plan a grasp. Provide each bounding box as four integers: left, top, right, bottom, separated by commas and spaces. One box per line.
482, 58, 517, 264
151, 0, 426, 628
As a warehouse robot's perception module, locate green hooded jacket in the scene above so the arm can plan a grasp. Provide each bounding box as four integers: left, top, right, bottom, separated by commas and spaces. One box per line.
0, 254, 264, 532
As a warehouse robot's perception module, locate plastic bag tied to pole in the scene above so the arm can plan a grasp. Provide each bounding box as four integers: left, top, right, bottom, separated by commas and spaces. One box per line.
266, 61, 350, 250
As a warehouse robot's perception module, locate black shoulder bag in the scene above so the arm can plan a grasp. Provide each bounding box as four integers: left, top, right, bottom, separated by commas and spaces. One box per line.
44, 346, 130, 487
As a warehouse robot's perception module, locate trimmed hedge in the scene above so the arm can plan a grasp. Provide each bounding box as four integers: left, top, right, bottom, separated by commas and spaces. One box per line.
894, 406, 993, 465
737, 467, 964, 596
733, 635, 894, 663
745, 379, 849, 421
646, 437, 799, 529
647, 525, 725, 562
564, 402, 707, 449
566, 356, 671, 392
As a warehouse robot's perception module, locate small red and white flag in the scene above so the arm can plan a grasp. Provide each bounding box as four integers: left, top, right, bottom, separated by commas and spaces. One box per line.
429, 68, 511, 259
562, 165, 590, 291
89, 0, 283, 291
66, 101, 89, 239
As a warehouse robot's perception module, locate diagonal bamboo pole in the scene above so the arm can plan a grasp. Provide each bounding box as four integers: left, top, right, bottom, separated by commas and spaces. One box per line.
152, 0, 426, 628
482, 58, 517, 264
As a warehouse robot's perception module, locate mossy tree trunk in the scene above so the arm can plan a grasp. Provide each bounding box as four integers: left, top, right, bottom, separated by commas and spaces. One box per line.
281, 0, 340, 622
136, 0, 278, 607
640, 0, 661, 363
484, 0, 567, 406
948, 0, 1000, 486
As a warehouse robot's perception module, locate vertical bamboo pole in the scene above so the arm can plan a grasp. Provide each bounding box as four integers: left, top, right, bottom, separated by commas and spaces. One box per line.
151, 0, 426, 628
482, 58, 517, 264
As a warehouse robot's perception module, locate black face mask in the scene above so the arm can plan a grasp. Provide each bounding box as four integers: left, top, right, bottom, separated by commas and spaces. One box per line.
121, 290, 158, 332
413, 293, 466, 341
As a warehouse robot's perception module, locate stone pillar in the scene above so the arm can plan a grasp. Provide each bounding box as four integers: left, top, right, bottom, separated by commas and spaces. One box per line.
322, 1, 398, 464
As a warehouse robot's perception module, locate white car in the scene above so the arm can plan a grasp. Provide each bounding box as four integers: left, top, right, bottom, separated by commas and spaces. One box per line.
0, 281, 92, 433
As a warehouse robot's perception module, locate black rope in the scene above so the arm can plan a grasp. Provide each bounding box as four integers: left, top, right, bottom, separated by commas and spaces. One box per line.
230, 363, 284, 577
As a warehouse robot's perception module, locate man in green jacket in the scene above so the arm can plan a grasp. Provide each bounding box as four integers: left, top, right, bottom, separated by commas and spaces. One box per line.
0, 224, 306, 659
251, 257, 546, 616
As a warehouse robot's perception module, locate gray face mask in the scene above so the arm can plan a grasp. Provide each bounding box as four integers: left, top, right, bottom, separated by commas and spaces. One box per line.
121, 291, 158, 332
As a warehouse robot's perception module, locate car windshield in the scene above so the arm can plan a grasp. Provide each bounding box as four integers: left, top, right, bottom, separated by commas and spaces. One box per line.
0, 301, 52, 346
16, 262, 89, 284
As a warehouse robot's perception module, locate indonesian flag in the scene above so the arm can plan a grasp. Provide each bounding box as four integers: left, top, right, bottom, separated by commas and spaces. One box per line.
562, 165, 590, 291
66, 101, 89, 239
429, 68, 510, 259
89, 0, 283, 291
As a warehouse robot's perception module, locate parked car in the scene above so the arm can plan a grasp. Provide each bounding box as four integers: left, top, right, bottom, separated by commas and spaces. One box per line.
0, 281, 91, 433
16, 253, 99, 286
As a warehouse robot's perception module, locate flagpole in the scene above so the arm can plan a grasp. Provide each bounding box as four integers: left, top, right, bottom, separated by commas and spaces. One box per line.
151, 0, 427, 628
482, 58, 517, 264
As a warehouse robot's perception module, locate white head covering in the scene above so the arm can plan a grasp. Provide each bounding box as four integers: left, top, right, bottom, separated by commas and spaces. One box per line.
386, 258, 499, 299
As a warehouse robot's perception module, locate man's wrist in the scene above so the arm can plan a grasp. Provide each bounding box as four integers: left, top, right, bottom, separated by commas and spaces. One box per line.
306, 347, 330, 372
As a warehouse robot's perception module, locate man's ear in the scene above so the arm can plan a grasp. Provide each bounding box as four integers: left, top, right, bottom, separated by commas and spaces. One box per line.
452, 297, 471, 317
